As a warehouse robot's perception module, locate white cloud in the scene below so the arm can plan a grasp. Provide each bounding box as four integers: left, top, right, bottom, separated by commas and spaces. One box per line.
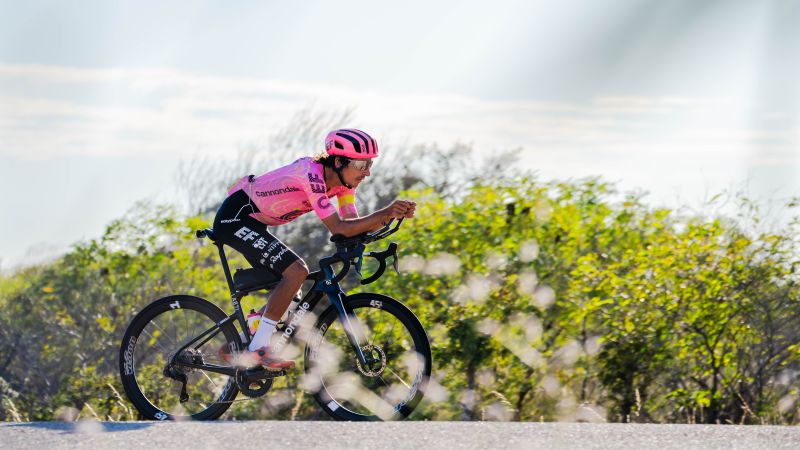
3, 63, 797, 163
1, 61, 798, 229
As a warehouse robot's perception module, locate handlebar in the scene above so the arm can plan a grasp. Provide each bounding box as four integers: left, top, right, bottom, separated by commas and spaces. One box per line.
360, 242, 399, 285
319, 219, 404, 285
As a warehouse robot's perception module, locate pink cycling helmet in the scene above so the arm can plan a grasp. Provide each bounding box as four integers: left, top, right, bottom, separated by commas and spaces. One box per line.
325, 129, 379, 159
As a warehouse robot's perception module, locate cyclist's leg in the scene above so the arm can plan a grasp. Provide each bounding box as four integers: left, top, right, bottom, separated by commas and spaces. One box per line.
212, 190, 307, 359
248, 255, 308, 354
262, 260, 308, 320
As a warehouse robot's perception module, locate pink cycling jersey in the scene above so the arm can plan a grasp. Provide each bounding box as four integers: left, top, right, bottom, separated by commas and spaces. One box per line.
227, 157, 358, 226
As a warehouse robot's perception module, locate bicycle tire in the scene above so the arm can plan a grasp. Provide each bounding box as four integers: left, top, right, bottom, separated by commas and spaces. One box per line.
119, 295, 242, 420
304, 293, 432, 421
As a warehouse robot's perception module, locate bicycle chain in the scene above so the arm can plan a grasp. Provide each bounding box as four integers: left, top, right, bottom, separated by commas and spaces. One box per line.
212, 396, 262, 405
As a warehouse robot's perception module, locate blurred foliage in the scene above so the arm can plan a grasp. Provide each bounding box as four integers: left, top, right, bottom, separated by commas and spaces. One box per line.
1, 140, 799, 424
381, 179, 800, 424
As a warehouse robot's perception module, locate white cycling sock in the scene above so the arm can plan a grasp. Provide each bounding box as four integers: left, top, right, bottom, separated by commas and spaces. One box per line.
248, 317, 278, 352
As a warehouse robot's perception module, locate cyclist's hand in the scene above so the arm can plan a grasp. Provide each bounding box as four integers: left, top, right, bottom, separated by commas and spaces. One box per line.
384, 200, 416, 223
401, 200, 416, 218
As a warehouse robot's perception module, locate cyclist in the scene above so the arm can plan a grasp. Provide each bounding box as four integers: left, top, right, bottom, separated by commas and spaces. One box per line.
213, 128, 416, 371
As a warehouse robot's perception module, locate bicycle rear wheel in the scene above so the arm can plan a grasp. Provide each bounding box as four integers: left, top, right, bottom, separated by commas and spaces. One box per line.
304, 293, 432, 421
119, 295, 241, 420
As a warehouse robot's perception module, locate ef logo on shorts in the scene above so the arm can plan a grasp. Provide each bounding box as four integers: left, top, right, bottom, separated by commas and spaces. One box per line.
234, 226, 259, 242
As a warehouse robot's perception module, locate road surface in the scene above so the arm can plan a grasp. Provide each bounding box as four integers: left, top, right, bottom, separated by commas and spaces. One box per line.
2, 421, 799, 449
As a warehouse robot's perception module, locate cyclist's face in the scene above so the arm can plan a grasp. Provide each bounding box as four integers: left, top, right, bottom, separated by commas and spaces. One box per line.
342, 158, 372, 187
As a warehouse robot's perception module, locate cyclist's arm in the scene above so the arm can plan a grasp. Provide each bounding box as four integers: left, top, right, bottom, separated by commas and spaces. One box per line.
341, 211, 359, 220
321, 200, 416, 236
321, 212, 384, 236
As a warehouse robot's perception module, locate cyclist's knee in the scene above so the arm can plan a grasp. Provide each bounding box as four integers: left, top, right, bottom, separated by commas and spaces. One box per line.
283, 260, 309, 282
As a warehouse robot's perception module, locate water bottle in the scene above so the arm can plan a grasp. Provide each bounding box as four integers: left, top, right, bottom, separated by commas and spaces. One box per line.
246, 309, 261, 336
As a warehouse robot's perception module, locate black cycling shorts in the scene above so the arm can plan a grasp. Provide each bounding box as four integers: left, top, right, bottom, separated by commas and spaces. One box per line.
212, 189, 301, 275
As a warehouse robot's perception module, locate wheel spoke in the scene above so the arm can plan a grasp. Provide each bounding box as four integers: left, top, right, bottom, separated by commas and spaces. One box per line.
199, 370, 218, 389
377, 374, 391, 389
384, 320, 397, 347
141, 327, 174, 356
191, 319, 199, 351
386, 367, 411, 390
149, 318, 179, 348
365, 309, 377, 348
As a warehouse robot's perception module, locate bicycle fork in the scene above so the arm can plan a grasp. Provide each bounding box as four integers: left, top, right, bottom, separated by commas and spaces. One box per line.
318, 279, 372, 367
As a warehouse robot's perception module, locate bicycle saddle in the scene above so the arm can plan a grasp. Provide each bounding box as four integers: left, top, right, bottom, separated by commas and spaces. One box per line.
196, 228, 217, 241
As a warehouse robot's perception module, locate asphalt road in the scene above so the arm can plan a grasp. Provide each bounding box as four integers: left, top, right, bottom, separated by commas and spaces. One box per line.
2, 421, 799, 450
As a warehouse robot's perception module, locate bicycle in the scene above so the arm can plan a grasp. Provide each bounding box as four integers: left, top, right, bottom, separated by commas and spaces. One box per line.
118, 219, 432, 421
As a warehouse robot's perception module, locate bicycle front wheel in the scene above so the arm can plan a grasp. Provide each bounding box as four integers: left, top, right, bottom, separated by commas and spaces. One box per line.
119, 295, 241, 420
304, 293, 432, 421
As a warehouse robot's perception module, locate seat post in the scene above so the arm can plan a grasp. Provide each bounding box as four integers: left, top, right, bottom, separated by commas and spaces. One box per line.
216, 243, 236, 295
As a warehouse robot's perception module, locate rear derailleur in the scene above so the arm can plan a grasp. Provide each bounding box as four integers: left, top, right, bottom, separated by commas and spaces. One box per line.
163, 348, 204, 403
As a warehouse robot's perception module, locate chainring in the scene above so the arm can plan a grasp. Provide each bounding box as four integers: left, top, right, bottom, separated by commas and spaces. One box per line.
235, 368, 275, 398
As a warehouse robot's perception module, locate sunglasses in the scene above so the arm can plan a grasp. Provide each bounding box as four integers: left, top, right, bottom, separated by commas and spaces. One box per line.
348, 159, 374, 171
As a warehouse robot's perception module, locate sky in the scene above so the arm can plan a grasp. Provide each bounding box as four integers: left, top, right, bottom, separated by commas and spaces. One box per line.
1, 0, 799, 271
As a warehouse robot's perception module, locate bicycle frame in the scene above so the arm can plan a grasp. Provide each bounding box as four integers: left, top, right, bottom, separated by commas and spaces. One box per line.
169, 238, 375, 377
